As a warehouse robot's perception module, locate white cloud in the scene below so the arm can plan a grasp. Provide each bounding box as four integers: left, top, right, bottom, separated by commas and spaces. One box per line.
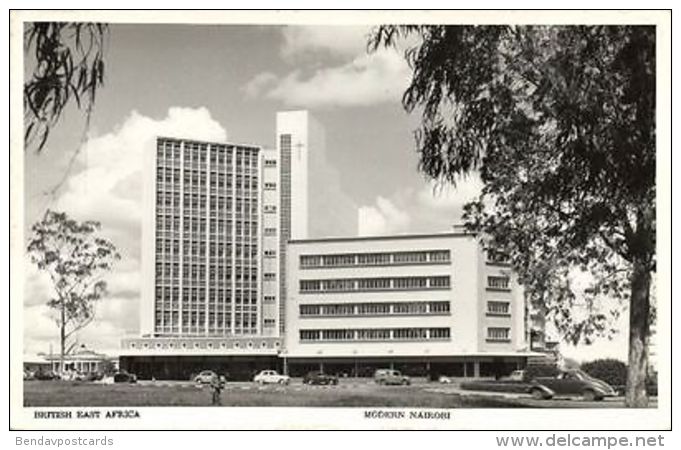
417, 176, 484, 211
281, 25, 372, 59
244, 26, 410, 108
243, 72, 278, 98
263, 50, 410, 108
358, 196, 411, 236
25, 107, 228, 355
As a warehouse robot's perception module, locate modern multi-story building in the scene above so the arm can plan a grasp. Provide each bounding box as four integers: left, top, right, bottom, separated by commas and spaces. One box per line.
121, 111, 360, 379
283, 232, 529, 378
139, 137, 265, 337
120, 110, 534, 380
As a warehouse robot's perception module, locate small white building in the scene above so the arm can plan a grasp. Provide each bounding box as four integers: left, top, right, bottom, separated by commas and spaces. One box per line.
42, 345, 114, 374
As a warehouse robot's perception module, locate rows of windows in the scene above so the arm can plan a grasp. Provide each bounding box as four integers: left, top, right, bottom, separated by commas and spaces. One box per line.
154, 138, 260, 336
487, 327, 511, 342
299, 301, 450, 317
299, 276, 450, 293
487, 276, 510, 291
299, 250, 450, 269
299, 327, 451, 342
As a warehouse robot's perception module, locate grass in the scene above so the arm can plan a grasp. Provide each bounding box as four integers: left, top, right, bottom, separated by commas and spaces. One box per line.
24, 380, 525, 408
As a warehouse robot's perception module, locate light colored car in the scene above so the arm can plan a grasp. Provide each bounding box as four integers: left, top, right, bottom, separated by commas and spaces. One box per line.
438, 375, 453, 384
253, 370, 290, 385
373, 369, 411, 385
194, 370, 219, 384
507, 370, 525, 381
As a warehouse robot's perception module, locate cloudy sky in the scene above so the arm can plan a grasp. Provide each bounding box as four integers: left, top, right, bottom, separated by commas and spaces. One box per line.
22, 24, 629, 361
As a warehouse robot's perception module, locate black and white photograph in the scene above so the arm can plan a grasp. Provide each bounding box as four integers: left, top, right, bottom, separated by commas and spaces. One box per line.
9, 10, 671, 431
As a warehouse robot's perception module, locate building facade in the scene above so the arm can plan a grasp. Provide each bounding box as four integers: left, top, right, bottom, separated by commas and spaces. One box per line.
121, 110, 534, 380
140, 137, 266, 337
283, 233, 529, 378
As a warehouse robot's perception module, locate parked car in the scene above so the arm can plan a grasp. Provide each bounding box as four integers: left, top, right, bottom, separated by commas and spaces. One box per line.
438, 375, 454, 384
373, 369, 411, 386
459, 378, 554, 399
113, 370, 137, 383
532, 369, 616, 401
86, 372, 104, 382
303, 371, 339, 385
507, 370, 525, 381
34, 370, 60, 380
193, 370, 224, 385
253, 370, 290, 385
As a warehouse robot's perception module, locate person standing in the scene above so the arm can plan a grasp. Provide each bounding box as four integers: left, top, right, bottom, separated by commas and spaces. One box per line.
209, 372, 224, 406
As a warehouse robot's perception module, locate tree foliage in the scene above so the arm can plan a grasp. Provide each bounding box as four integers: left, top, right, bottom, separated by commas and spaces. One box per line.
370, 25, 656, 407
581, 358, 628, 387
24, 22, 108, 152
27, 210, 120, 363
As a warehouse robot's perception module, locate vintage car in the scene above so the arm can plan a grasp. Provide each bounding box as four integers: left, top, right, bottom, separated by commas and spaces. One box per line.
532, 369, 616, 401
302, 371, 339, 385
373, 369, 411, 386
193, 370, 227, 385
113, 370, 137, 383
253, 370, 290, 385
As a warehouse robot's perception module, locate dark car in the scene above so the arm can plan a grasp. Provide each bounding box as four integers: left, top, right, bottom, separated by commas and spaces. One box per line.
302, 371, 339, 385
532, 369, 616, 401
34, 370, 60, 380
113, 370, 137, 383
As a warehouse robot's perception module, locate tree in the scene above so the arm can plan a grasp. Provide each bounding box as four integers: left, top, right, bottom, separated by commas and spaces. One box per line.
581, 358, 628, 387
370, 26, 655, 407
27, 210, 120, 374
24, 22, 108, 153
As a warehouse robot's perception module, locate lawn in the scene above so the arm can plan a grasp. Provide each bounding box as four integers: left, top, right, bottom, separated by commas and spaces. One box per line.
24, 380, 525, 408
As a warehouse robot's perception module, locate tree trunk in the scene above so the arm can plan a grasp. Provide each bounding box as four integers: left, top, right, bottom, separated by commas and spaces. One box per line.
60, 296, 65, 376
625, 257, 651, 407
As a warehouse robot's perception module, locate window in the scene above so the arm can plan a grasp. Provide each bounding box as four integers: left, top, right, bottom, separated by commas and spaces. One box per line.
487, 276, 510, 290
264, 205, 277, 214
300, 330, 320, 341
264, 273, 276, 281
393, 302, 427, 315
429, 328, 450, 339
263, 319, 276, 327
323, 304, 354, 316
300, 305, 321, 316
429, 276, 451, 288
264, 227, 277, 236
487, 327, 511, 341
429, 301, 450, 314
322, 279, 355, 292
429, 250, 451, 262
321, 254, 356, 267
487, 250, 510, 265
393, 277, 427, 289
264, 295, 276, 302
357, 253, 391, 266
357, 303, 391, 315
487, 301, 510, 316
300, 280, 321, 292
321, 329, 354, 341
264, 250, 276, 258
356, 329, 391, 340
300, 255, 322, 268
264, 159, 277, 167
393, 328, 427, 340
393, 251, 427, 264
264, 182, 276, 190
